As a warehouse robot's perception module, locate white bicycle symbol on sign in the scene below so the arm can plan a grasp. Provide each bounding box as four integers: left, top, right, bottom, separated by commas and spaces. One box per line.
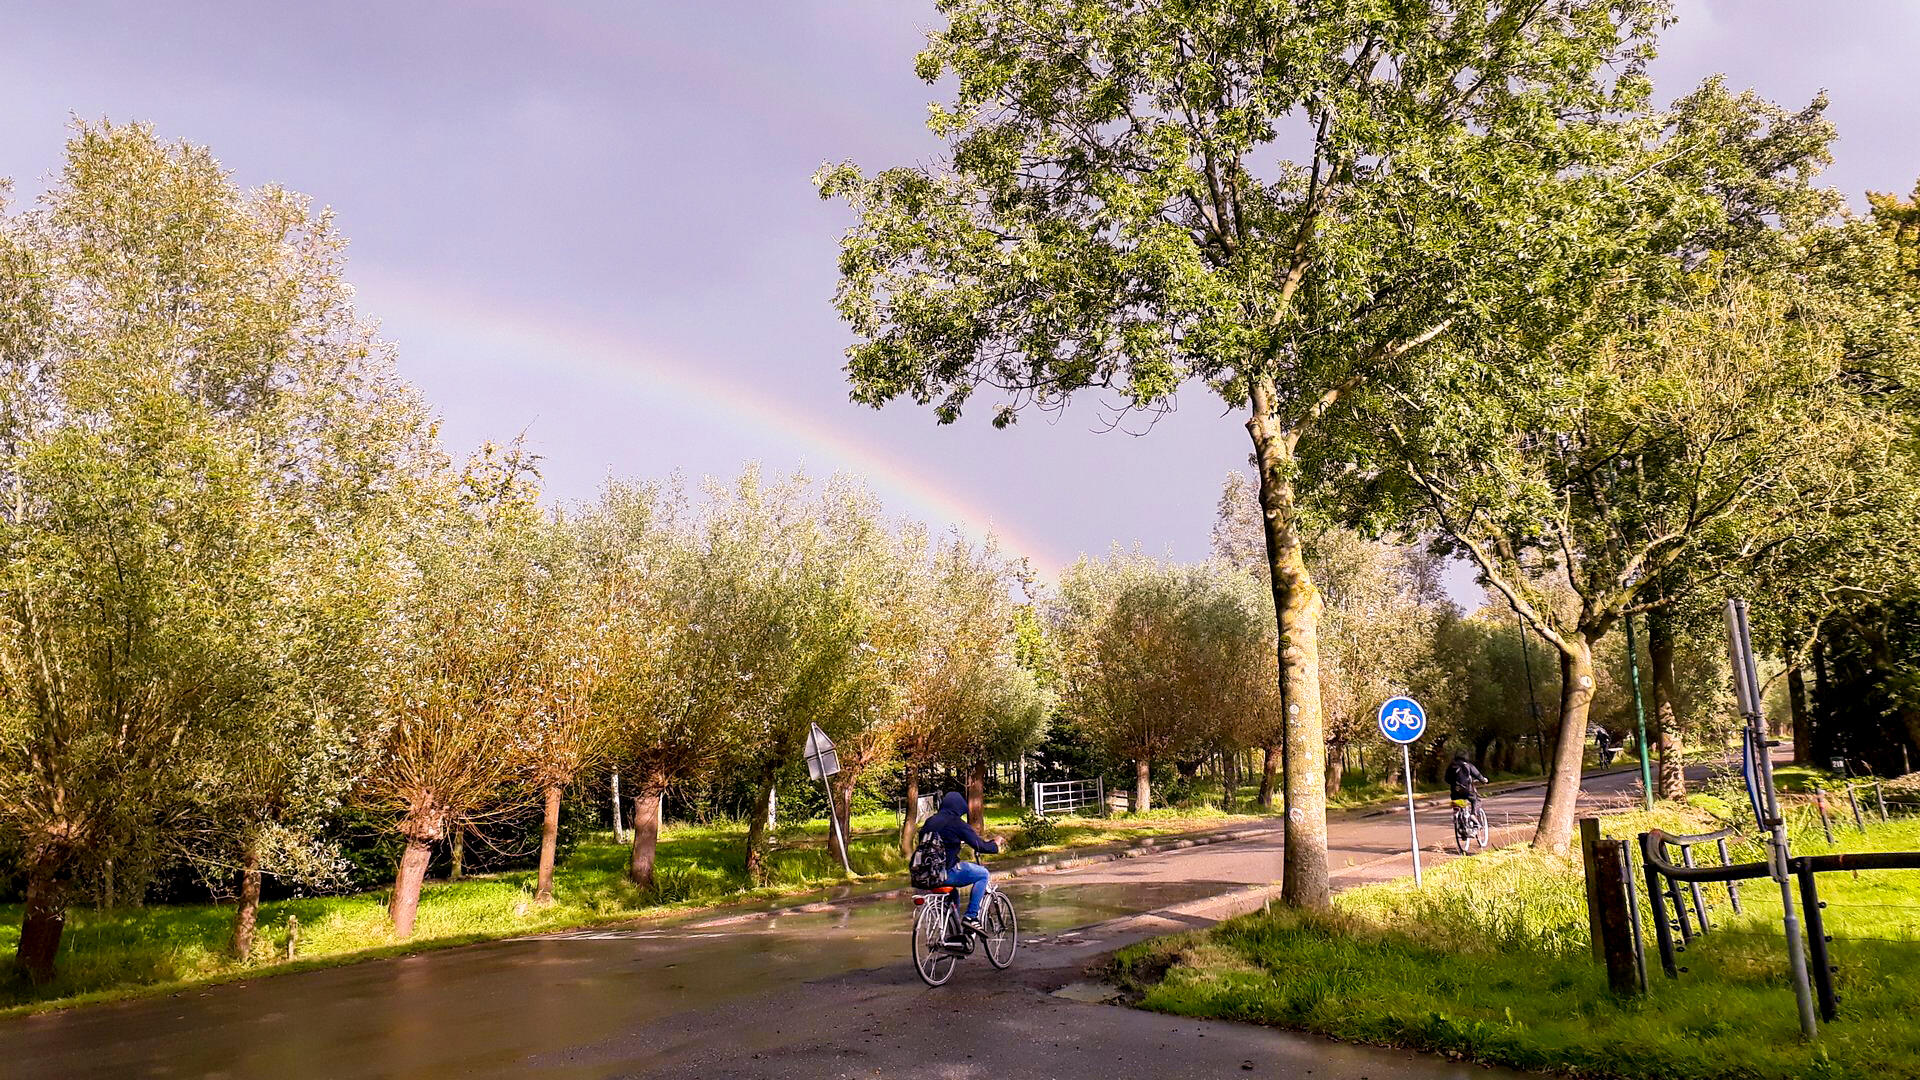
1377, 697, 1426, 744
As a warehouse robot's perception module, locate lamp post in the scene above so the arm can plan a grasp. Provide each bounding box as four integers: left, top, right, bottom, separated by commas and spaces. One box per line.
1515, 608, 1546, 772
1623, 613, 1654, 811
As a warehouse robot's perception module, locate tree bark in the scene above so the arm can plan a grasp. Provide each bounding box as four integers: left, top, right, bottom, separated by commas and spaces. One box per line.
448, 824, 464, 882
898, 763, 920, 857
743, 767, 777, 885
389, 835, 434, 939
534, 784, 564, 904
1249, 408, 1331, 908
1533, 635, 1598, 853
1647, 610, 1686, 799
1133, 757, 1151, 814
966, 761, 986, 832
1258, 745, 1279, 809
16, 842, 70, 985
628, 766, 667, 889
229, 837, 263, 960
1324, 738, 1346, 798
1786, 634, 1813, 767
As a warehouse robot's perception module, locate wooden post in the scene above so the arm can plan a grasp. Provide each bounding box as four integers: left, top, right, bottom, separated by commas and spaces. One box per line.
1846, 784, 1866, 832
1579, 817, 1606, 962
1813, 785, 1836, 844
1592, 838, 1645, 995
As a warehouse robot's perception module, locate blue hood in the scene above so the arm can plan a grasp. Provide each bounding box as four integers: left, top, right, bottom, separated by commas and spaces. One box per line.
939, 791, 969, 818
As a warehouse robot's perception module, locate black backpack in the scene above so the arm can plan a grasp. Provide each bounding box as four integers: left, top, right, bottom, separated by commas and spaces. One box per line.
909, 830, 949, 890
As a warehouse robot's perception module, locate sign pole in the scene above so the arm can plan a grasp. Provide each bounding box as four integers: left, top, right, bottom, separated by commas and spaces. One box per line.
1624, 614, 1655, 811
806, 724, 853, 876
1378, 696, 1428, 888
1403, 743, 1422, 886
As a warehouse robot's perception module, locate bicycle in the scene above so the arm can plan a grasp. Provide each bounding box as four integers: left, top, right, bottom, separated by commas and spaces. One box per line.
911, 883, 1018, 986
1452, 797, 1490, 854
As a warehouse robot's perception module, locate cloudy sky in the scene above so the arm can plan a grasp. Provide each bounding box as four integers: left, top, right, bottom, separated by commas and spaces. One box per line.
5, 1, 1917, 581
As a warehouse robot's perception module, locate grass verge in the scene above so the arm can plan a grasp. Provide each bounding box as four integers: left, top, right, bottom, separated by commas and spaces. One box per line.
1109, 803, 1920, 1080
0, 801, 1255, 1016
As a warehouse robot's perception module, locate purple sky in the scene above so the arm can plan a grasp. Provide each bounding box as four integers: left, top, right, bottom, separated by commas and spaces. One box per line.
5, 1, 1917, 584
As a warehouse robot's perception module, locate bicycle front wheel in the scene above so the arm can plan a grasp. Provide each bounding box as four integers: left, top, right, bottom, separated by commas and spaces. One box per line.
982, 890, 1018, 969
912, 900, 958, 987
1474, 808, 1490, 849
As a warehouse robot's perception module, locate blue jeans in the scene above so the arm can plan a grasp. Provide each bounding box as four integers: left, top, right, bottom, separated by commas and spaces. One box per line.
946, 861, 990, 919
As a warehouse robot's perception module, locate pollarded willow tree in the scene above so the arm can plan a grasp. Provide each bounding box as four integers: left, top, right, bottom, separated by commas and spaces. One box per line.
0, 122, 434, 981
818, 0, 1668, 905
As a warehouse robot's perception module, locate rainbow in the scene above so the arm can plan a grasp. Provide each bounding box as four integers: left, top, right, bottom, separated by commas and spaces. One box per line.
356, 271, 1065, 577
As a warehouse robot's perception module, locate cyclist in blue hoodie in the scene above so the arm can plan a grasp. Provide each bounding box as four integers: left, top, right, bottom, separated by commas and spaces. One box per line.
918, 791, 1006, 933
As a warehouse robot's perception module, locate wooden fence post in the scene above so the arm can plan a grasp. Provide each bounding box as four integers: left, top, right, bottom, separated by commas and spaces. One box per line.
1579, 817, 1606, 963
1592, 837, 1646, 996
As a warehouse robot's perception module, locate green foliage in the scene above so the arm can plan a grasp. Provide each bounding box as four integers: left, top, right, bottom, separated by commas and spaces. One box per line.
1012, 807, 1060, 850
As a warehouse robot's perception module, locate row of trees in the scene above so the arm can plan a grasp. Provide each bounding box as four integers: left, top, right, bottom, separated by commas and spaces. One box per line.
818, 0, 1920, 904
0, 124, 1060, 986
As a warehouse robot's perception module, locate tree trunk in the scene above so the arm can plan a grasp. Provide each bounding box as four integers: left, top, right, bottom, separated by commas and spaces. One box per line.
1133, 757, 1151, 814
1222, 749, 1239, 812
448, 824, 465, 882
1786, 634, 1813, 768
898, 763, 920, 857
535, 784, 564, 904
229, 837, 263, 960
1248, 408, 1331, 908
1533, 635, 1598, 853
966, 761, 986, 832
1647, 610, 1686, 799
743, 767, 777, 885
15, 842, 70, 986
1258, 745, 1279, 809
390, 835, 434, 939
628, 767, 667, 889
1324, 739, 1346, 798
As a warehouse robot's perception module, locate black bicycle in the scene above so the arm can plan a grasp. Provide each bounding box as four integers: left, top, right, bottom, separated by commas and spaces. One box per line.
1452, 797, 1490, 854
910, 884, 1018, 986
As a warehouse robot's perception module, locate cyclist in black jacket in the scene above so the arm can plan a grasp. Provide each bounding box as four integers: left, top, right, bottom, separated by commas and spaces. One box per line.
918, 792, 1006, 933
1445, 752, 1487, 811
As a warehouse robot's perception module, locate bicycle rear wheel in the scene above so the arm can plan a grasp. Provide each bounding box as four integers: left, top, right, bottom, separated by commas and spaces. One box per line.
982, 891, 1018, 969
1454, 809, 1471, 854
912, 900, 958, 986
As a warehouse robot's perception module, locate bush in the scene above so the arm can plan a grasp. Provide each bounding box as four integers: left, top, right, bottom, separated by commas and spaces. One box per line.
1014, 807, 1061, 849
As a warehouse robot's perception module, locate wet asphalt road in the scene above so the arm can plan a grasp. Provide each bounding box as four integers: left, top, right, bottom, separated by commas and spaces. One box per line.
6, 768, 1657, 1079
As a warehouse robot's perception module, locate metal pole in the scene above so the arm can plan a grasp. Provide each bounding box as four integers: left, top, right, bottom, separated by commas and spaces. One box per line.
813, 743, 853, 876
1516, 609, 1546, 772
1624, 614, 1654, 810
1403, 743, 1422, 887
1731, 598, 1818, 1038
1798, 862, 1839, 1022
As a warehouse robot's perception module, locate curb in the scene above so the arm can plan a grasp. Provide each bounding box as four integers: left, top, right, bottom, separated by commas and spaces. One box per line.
685, 823, 1283, 929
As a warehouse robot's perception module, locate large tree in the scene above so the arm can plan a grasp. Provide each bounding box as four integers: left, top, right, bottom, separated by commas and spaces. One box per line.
0, 123, 432, 982
819, 0, 1666, 905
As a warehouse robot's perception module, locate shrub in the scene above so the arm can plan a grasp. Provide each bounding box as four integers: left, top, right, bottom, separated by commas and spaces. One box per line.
1014, 807, 1061, 849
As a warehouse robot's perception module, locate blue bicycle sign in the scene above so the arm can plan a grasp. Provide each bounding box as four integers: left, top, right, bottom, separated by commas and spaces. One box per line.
1377, 697, 1427, 744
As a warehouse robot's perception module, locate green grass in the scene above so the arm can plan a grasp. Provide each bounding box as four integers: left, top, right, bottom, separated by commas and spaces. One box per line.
1110, 805, 1920, 1080
0, 800, 1255, 1016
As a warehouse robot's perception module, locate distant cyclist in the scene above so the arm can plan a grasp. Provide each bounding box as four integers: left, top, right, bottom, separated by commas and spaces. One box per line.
918, 792, 1006, 934
1445, 751, 1487, 812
